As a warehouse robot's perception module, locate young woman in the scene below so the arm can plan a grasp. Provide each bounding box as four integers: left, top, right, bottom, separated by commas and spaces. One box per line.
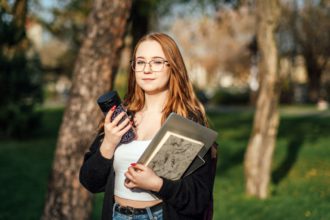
79, 32, 217, 220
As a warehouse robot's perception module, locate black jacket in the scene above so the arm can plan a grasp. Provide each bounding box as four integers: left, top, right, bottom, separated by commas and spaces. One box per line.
79, 131, 217, 220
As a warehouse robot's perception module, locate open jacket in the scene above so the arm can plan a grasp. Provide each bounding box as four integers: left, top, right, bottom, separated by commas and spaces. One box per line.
79, 130, 218, 220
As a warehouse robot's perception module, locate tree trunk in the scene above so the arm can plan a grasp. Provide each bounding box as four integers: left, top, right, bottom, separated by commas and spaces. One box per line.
130, 0, 151, 51
2, 0, 28, 51
244, 0, 281, 199
304, 53, 322, 103
13, 0, 27, 28
41, 1, 132, 219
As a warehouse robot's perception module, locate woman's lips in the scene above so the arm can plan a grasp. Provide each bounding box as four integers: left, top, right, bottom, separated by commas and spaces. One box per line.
142, 78, 155, 81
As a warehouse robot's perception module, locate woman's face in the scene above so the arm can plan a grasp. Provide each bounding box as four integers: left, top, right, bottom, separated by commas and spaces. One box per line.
134, 40, 170, 95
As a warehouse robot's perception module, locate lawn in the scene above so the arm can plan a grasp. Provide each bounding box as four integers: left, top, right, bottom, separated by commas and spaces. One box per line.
209, 107, 330, 220
0, 106, 329, 220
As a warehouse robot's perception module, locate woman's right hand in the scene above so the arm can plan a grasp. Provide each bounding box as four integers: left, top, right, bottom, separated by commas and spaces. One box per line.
100, 106, 132, 158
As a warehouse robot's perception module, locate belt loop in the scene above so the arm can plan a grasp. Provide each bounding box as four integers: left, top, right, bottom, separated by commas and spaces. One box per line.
112, 202, 117, 218
146, 207, 156, 220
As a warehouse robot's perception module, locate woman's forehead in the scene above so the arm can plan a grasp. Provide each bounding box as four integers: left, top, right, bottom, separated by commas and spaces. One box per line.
135, 40, 166, 59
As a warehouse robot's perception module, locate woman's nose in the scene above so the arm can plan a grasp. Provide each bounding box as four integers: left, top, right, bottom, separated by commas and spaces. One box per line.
144, 63, 152, 73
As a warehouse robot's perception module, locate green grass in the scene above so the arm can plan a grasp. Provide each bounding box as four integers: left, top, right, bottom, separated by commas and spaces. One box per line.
0, 107, 62, 220
209, 107, 330, 220
0, 106, 329, 220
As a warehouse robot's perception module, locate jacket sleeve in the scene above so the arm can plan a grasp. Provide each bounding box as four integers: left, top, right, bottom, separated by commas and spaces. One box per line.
79, 131, 114, 193
152, 148, 214, 216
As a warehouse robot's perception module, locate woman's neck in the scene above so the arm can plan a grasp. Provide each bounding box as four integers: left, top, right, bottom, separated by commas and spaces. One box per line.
143, 90, 168, 113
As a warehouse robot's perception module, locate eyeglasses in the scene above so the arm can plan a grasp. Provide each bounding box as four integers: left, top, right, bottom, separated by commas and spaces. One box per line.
131, 58, 169, 72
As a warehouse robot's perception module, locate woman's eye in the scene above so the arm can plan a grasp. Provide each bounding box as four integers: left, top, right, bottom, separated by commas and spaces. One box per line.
136, 61, 146, 65
153, 61, 163, 65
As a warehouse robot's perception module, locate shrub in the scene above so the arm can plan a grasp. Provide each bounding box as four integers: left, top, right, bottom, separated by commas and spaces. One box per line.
210, 87, 250, 105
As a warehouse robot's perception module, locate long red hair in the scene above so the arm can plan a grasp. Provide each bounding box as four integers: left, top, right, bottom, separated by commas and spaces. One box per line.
124, 32, 208, 126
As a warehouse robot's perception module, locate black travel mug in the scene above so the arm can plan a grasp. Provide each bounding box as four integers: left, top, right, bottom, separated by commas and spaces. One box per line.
97, 91, 135, 144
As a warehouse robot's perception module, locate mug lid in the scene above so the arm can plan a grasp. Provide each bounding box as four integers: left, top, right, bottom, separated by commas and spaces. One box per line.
97, 91, 121, 112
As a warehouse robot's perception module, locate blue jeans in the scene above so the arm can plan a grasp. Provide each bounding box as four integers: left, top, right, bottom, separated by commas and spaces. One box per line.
112, 203, 163, 220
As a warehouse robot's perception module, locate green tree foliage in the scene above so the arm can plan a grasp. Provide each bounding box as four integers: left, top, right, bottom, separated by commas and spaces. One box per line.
0, 1, 43, 138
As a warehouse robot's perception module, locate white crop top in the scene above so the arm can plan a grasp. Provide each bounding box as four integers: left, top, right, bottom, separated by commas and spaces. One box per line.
113, 140, 158, 201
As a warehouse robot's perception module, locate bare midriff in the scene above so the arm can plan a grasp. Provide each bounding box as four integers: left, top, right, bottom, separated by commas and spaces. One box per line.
114, 195, 163, 208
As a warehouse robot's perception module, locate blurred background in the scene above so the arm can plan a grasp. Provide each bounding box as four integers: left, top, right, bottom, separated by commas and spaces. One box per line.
0, 0, 329, 219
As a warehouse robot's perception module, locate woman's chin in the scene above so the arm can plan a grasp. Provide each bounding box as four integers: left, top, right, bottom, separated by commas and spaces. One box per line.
142, 87, 168, 95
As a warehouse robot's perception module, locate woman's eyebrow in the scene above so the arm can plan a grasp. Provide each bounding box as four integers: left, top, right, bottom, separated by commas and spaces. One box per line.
152, 56, 166, 59
135, 56, 166, 60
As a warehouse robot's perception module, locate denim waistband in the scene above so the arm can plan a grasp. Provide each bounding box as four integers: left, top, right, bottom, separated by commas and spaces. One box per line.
113, 202, 163, 215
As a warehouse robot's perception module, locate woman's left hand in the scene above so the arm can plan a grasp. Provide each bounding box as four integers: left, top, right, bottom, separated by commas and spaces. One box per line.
124, 163, 163, 192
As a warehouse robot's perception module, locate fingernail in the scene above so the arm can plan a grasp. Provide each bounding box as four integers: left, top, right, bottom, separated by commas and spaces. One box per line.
130, 163, 137, 167
111, 105, 116, 111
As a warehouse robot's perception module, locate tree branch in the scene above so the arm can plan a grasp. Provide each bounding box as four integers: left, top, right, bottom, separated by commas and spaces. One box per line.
0, 0, 12, 13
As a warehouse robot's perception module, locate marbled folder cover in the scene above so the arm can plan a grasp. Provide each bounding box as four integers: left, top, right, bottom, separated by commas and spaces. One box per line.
138, 113, 218, 180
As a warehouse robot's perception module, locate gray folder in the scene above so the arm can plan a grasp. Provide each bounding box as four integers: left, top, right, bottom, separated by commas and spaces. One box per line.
137, 112, 218, 180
